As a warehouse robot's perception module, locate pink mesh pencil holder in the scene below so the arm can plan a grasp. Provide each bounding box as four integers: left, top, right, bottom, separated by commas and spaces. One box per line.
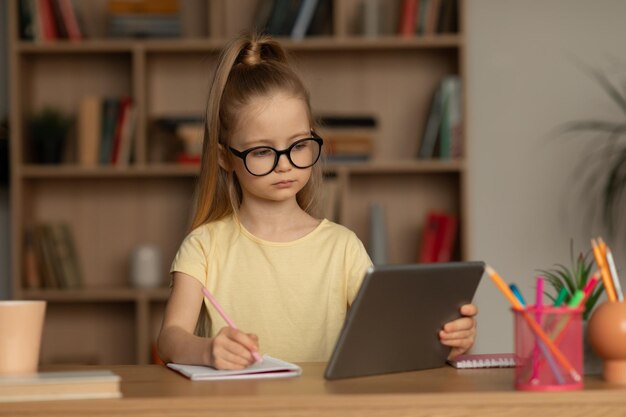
513, 306, 583, 391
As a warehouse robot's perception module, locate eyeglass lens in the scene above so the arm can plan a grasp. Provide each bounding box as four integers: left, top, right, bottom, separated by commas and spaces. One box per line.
245, 139, 321, 176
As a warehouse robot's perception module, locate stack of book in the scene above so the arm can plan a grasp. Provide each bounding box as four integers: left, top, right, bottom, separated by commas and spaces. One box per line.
0, 370, 121, 402
23, 223, 83, 290
318, 115, 377, 162
417, 211, 457, 263
77, 96, 136, 167
107, 0, 181, 38
418, 75, 462, 160
18, 0, 83, 41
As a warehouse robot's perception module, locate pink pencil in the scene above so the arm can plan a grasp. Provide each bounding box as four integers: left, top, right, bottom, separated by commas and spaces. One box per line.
201, 287, 263, 363
531, 276, 544, 382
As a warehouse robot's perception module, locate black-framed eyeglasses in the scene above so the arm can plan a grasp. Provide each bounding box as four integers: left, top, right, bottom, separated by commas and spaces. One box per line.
228, 133, 324, 176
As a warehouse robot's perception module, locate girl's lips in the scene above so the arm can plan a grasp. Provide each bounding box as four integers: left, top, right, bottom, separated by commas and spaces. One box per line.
273, 180, 295, 188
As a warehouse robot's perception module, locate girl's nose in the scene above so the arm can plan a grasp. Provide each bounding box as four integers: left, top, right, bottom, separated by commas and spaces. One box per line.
274, 153, 292, 172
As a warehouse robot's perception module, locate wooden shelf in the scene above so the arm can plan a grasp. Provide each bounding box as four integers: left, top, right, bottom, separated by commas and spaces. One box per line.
20, 160, 463, 179
16, 35, 462, 54
20, 164, 200, 179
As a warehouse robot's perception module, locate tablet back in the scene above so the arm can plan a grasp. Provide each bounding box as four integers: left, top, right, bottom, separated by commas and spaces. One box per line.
324, 261, 484, 380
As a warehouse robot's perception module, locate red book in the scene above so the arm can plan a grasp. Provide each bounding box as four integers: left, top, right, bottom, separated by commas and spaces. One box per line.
398, 0, 418, 37
38, 0, 59, 40
58, 0, 82, 41
110, 97, 132, 164
436, 213, 457, 262
418, 212, 441, 263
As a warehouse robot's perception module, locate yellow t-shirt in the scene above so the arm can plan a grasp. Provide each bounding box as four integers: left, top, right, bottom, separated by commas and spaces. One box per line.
170, 215, 373, 362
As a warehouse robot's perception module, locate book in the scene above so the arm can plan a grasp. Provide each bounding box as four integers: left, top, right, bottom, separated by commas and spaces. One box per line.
418, 211, 441, 263
100, 97, 120, 165
418, 211, 457, 263
22, 229, 42, 289
116, 102, 137, 166
37, 0, 58, 40
32, 224, 60, 288
439, 76, 462, 159
290, 0, 319, 39
18, 0, 36, 40
398, 0, 417, 37
110, 96, 132, 164
435, 212, 457, 262
305, 0, 332, 36
78, 96, 101, 166
418, 85, 443, 159
368, 202, 388, 265
0, 370, 121, 402
167, 355, 302, 381
57, 0, 82, 40
447, 353, 516, 369
48, 223, 82, 289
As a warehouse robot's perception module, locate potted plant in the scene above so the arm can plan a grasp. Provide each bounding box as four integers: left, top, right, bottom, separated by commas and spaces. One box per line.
560, 65, 626, 241
30, 108, 72, 164
538, 243, 604, 320
538, 241, 604, 374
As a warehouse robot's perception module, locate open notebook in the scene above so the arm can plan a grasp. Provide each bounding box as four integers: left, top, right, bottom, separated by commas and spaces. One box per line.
167, 355, 301, 381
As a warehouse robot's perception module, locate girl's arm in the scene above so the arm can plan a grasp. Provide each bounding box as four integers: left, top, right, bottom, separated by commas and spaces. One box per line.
157, 272, 259, 369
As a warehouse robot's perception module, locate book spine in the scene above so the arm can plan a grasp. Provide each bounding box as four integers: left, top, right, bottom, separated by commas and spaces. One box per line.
58, 0, 82, 40
398, 0, 417, 37
418, 212, 440, 263
369, 203, 387, 265
418, 86, 443, 159
291, 0, 319, 40
78, 96, 102, 166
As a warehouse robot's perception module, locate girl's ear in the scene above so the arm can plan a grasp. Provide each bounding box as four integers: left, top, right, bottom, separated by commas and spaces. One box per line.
217, 144, 231, 171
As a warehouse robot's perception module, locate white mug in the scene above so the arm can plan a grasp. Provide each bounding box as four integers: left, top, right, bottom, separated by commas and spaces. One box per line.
130, 245, 163, 289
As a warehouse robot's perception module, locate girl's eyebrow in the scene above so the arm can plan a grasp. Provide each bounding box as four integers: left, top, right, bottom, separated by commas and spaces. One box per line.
241, 130, 311, 148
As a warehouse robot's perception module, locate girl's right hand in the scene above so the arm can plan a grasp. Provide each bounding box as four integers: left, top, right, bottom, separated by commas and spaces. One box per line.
209, 327, 260, 370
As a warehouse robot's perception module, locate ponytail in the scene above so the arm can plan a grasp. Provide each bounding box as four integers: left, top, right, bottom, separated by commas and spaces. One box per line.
190, 33, 321, 231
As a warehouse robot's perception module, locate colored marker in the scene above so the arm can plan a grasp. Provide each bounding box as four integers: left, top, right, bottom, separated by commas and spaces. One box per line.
554, 287, 568, 307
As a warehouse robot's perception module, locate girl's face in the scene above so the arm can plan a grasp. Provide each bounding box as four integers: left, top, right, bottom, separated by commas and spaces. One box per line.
227, 92, 313, 206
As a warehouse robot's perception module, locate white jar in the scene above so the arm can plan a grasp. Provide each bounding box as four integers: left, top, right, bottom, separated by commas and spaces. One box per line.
130, 245, 163, 289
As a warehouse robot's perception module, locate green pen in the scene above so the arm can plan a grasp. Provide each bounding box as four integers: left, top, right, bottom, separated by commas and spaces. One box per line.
567, 290, 585, 308
554, 287, 568, 307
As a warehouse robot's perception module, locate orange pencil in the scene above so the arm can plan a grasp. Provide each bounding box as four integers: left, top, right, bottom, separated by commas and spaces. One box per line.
599, 238, 624, 302
485, 265, 581, 382
591, 238, 617, 302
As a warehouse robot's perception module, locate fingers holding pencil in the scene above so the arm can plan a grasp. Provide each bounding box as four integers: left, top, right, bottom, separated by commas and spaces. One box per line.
210, 327, 260, 370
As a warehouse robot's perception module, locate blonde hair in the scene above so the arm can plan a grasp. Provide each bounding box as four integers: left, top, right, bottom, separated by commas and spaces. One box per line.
190, 33, 322, 231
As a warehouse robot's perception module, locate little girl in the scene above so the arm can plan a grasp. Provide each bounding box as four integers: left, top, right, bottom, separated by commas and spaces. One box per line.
157, 33, 477, 370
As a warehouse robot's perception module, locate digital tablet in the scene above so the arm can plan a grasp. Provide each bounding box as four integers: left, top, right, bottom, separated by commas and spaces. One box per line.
324, 261, 485, 380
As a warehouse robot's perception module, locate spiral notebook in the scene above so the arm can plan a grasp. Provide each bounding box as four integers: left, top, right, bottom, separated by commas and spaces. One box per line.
167, 355, 301, 381
447, 353, 516, 369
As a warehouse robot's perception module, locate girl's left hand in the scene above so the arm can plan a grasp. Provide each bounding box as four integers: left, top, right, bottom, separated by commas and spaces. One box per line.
439, 303, 477, 360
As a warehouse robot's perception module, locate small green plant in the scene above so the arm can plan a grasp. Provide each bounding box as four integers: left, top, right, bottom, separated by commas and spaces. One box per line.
538, 241, 604, 320
30, 107, 72, 164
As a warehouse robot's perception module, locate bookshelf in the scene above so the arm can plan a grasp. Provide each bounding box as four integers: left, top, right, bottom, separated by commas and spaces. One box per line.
9, 0, 467, 365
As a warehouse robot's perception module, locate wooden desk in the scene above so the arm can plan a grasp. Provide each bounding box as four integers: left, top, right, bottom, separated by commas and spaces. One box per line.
2, 364, 625, 417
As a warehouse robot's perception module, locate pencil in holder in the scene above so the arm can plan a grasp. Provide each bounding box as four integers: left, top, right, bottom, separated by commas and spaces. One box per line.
513, 306, 583, 391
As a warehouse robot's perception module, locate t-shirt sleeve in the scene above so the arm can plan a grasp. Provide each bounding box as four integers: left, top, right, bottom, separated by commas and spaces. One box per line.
170, 229, 209, 287
346, 233, 373, 305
